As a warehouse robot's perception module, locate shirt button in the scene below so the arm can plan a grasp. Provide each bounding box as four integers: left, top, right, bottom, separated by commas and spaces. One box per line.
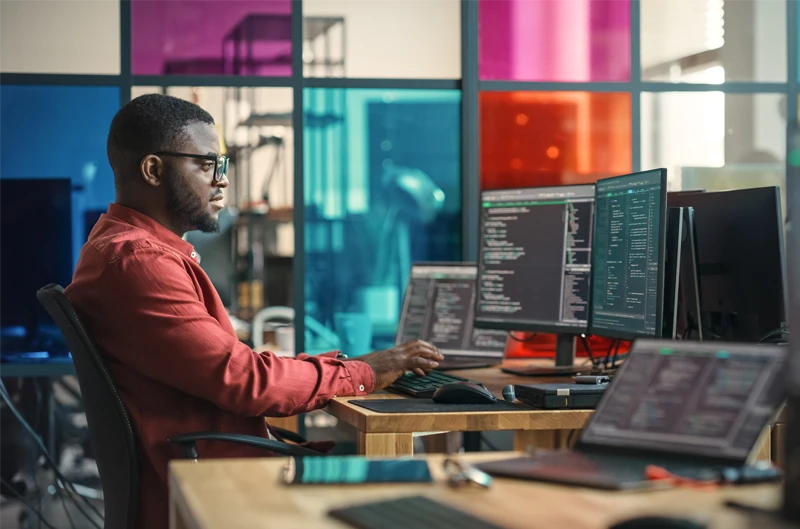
359, 385, 365, 392
190, 251, 197, 259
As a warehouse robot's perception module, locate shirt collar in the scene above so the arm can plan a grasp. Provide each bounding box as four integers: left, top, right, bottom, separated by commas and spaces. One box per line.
106, 203, 198, 261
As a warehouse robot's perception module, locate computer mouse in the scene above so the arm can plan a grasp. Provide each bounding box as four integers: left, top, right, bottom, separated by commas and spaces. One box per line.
431, 382, 497, 404
609, 516, 706, 529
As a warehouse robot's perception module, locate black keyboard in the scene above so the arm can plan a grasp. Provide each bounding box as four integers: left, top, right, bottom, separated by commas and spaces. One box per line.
329, 495, 504, 529
388, 371, 473, 398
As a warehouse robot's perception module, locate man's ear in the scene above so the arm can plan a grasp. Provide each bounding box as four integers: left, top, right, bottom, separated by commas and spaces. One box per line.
139, 154, 163, 188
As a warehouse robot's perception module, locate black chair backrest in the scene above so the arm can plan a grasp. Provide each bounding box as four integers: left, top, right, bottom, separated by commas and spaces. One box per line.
37, 284, 138, 529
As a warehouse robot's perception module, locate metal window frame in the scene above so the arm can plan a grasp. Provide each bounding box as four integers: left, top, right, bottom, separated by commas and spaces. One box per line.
2, 0, 798, 354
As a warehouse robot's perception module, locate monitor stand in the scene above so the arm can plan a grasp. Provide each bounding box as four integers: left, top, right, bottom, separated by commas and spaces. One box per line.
501, 333, 585, 377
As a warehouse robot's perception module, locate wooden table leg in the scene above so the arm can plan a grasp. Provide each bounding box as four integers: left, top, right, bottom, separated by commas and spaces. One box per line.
169, 496, 189, 529
755, 426, 772, 462
422, 432, 462, 454
772, 423, 786, 469
514, 430, 559, 451
358, 432, 414, 457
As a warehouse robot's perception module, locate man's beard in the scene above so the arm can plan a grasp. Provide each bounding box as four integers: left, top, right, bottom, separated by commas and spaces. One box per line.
164, 171, 220, 234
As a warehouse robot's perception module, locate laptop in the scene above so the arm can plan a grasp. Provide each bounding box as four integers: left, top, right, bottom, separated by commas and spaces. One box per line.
395, 263, 507, 370
476, 340, 787, 489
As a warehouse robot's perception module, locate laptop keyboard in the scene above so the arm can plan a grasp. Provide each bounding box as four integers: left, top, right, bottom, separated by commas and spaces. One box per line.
329, 495, 504, 529
550, 450, 723, 482
388, 371, 471, 398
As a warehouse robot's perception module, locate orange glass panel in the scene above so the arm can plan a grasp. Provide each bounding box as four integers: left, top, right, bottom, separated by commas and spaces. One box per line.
480, 91, 631, 190
480, 91, 632, 359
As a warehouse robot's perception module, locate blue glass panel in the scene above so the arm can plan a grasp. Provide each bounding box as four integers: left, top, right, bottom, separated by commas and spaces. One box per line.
304, 88, 462, 356
0, 85, 119, 271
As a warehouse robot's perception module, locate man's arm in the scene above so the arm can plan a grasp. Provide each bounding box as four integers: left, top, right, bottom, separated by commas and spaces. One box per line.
94, 247, 373, 417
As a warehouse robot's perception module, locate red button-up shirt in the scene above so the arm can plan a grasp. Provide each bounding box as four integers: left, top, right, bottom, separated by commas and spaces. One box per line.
65, 204, 374, 529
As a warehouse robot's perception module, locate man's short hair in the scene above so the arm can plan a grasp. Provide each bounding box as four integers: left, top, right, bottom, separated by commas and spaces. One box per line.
107, 93, 214, 180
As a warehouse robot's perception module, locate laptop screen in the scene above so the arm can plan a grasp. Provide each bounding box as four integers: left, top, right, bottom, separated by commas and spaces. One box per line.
396, 263, 507, 358
581, 340, 787, 461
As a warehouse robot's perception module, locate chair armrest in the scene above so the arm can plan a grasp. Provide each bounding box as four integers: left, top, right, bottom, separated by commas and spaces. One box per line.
166, 432, 324, 459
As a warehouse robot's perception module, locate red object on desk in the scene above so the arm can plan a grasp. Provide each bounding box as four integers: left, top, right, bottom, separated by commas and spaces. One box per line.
504, 332, 631, 360
644, 465, 719, 490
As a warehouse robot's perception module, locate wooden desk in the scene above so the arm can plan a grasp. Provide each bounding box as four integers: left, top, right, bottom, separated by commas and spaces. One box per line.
324, 360, 774, 460
325, 361, 594, 456
169, 453, 790, 529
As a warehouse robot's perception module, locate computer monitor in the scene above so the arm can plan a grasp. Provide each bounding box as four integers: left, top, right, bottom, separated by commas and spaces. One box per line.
1, 178, 73, 352
669, 186, 787, 343
474, 184, 596, 368
589, 169, 668, 340
581, 339, 787, 461
396, 263, 508, 369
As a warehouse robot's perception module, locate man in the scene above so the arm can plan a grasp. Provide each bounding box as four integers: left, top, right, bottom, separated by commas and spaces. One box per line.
66, 94, 443, 529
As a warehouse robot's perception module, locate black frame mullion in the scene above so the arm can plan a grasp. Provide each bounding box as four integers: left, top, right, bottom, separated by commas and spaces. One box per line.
461, 0, 480, 262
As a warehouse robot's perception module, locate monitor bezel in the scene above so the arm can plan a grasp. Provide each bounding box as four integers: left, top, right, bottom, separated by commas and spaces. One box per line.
473, 183, 597, 335
587, 168, 669, 341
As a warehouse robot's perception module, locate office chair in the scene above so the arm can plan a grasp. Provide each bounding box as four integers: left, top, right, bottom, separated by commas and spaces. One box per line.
37, 284, 322, 529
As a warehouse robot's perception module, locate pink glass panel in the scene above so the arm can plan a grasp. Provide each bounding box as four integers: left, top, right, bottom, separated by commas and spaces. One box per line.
132, 0, 292, 76
479, 0, 630, 81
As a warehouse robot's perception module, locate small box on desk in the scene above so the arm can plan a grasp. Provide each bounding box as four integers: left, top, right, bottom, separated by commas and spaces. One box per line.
514, 383, 606, 410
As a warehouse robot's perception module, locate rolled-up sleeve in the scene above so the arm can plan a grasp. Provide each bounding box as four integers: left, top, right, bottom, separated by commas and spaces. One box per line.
95, 247, 375, 417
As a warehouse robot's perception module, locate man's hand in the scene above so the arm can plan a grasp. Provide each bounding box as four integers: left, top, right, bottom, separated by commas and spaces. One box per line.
356, 340, 444, 391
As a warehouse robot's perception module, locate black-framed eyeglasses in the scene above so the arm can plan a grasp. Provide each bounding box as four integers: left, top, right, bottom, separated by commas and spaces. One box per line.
154, 151, 229, 182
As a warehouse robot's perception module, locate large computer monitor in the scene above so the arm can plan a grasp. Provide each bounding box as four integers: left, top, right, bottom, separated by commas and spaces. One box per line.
396, 263, 508, 370
669, 186, 787, 343
474, 184, 596, 370
589, 169, 668, 340
1, 178, 73, 353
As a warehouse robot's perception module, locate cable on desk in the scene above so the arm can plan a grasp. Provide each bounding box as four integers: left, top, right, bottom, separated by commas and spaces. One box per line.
0, 381, 104, 529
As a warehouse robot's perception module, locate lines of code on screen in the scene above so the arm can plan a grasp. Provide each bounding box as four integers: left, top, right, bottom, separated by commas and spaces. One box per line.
476, 185, 595, 332
590, 171, 664, 338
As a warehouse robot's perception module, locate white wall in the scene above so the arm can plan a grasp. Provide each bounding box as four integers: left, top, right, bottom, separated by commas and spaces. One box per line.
0, 0, 120, 74
641, 0, 716, 72
641, 0, 787, 193
303, 0, 461, 78
753, 0, 788, 157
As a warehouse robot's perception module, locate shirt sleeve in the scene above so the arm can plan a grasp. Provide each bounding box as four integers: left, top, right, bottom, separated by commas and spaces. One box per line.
94, 246, 375, 417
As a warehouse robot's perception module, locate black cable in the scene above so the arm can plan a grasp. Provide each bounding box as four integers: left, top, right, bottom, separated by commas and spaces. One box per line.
758, 327, 791, 344
579, 334, 598, 368
602, 340, 617, 369
56, 481, 78, 529
566, 429, 578, 448
507, 331, 537, 342
28, 453, 43, 529
0, 381, 104, 528
611, 340, 621, 367
479, 434, 500, 452
0, 477, 58, 529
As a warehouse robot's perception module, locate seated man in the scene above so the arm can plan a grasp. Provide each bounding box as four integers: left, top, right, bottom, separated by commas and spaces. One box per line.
66, 94, 442, 529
